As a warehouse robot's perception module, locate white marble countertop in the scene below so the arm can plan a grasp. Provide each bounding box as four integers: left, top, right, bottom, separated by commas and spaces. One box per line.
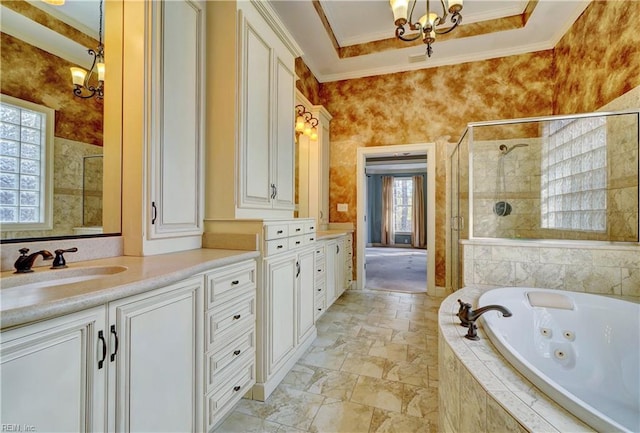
0, 248, 259, 330
316, 229, 353, 240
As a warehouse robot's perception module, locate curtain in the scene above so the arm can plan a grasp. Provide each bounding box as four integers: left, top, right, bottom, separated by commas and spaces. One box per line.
412, 175, 426, 248
381, 176, 394, 245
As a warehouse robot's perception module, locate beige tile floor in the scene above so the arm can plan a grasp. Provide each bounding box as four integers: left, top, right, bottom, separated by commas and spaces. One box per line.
214, 289, 443, 433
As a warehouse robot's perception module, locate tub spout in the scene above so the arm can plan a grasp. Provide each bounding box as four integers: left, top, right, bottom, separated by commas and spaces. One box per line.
457, 299, 512, 340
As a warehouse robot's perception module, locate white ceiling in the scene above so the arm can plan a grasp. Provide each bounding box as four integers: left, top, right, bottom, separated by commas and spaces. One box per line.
269, 0, 591, 82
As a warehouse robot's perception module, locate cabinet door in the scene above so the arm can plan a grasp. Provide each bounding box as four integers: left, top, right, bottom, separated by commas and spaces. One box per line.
108, 278, 202, 433
336, 237, 346, 298
239, 12, 272, 209
297, 246, 316, 343
148, 0, 204, 239
325, 239, 337, 306
271, 58, 295, 210
1, 308, 106, 433
264, 253, 297, 375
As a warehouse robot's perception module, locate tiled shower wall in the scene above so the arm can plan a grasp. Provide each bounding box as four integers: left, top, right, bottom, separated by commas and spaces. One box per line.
462, 242, 640, 300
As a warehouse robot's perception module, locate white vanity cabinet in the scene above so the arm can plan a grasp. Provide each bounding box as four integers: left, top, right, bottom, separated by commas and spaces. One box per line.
0, 307, 107, 432
318, 233, 353, 314
122, 0, 205, 255
202, 260, 257, 431
1, 277, 204, 433
296, 92, 332, 228
107, 277, 203, 433
206, 0, 302, 220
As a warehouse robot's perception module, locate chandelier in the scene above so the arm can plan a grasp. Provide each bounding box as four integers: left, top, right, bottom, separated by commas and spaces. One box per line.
70, 0, 105, 99
295, 105, 319, 141
390, 0, 463, 57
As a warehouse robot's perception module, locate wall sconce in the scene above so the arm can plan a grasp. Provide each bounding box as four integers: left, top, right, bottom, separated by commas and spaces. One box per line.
295, 105, 318, 141
70, 0, 105, 99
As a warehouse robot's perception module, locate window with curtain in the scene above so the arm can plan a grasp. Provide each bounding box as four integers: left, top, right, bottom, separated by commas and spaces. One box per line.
393, 177, 413, 233
0, 95, 53, 230
541, 116, 607, 232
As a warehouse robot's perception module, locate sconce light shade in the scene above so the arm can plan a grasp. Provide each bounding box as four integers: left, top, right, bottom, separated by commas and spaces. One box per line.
304, 122, 312, 136
70, 67, 87, 86
294, 104, 319, 142
296, 115, 305, 132
310, 127, 318, 141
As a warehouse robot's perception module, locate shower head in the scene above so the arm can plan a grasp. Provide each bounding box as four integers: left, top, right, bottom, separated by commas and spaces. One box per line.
499, 143, 529, 155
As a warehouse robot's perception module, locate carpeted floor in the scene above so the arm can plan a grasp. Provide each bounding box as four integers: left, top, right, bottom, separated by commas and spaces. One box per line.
365, 247, 427, 293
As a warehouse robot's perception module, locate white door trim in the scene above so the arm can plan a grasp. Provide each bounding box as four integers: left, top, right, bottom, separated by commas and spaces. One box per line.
356, 143, 436, 295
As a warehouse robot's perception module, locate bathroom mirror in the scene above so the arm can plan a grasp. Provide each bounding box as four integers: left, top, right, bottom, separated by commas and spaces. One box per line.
468, 111, 639, 242
0, 0, 121, 241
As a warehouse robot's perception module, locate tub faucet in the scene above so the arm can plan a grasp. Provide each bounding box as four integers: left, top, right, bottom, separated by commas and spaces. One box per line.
14, 248, 54, 273
457, 299, 512, 340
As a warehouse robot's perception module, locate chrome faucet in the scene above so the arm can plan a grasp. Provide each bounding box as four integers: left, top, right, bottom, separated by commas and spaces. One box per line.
457, 299, 512, 340
14, 248, 54, 273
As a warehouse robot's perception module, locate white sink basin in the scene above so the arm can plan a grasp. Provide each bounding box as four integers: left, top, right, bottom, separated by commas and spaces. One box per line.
2, 265, 128, 291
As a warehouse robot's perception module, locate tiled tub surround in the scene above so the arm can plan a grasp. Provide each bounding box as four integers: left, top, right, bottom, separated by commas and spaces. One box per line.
462, 240, 640, 300
439, 286, 594, 433
0, 248, 259, 329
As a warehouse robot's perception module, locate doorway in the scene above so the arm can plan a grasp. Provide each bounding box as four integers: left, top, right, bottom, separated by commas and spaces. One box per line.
356, 144, 436, 295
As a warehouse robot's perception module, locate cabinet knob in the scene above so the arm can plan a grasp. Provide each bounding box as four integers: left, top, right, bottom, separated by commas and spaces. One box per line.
233, 349, 241, 356
317, 288, 321, 292
233, 385, 241, 392
233, 314, 241, 320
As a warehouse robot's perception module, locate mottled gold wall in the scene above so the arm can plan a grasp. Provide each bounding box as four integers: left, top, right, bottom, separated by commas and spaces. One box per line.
295, 57, 322, 105
1, 33, 103, 146
554, 0, 640, 114
321, 51, 555, 286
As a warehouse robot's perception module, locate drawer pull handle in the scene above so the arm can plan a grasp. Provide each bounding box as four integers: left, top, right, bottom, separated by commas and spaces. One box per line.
277, 245, 283, 249
310, 226, 315, 230
277, 230, 283, 234
317, 308, 322, 311
233, 385, 241, 392
233, 314, 241, 320
233, 349, 241, 356
317, 269, 322, 272
309, 237, 315, 241
295, 241, 301, 245
296, 228, 301, 232
317, 288, 321, 292
231, 280, 239, 285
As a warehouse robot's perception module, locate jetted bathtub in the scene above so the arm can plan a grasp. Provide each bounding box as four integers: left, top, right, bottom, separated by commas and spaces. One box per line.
478, 287, 640, 433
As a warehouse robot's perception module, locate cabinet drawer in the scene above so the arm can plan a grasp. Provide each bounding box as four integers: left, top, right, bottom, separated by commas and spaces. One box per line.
264, 224, 289, 240
205, 262, 256, 309
206, 329, 255, 393
304, 234, 316, 244
265, 239, 289, 256
304, 222, 316, 233
288, 235, 305, 250
315, 244, 325, 255
206, 295, 255, 350
205, 360, 255, 430
314, 297, 326, 319
288, 222, 305, 236
315, 283, 326, 299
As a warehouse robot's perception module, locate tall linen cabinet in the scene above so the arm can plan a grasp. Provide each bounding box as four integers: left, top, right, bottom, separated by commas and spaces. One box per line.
205, 0, 315, 404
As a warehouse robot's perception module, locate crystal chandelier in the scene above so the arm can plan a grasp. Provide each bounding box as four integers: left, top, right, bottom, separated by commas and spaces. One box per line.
390, 0, 463, 57
70, 0, 105, 99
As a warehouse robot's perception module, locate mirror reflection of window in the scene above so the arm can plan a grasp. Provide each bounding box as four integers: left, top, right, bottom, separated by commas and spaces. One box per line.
0, 95, 54, 231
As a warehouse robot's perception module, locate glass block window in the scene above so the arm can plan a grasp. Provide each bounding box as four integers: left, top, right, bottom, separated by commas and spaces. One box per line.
541, 116, 607, 232
0, 95, 53, 230
393, 177, 413, 233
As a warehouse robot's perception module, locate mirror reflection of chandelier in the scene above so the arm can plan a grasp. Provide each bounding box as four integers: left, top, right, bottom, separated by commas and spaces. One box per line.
69, 0, 105, 99
390, 0, 463, 57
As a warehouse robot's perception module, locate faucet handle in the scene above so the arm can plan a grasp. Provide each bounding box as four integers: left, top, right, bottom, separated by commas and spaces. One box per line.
18, 248, 29, 256
51, 247, 78, 269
